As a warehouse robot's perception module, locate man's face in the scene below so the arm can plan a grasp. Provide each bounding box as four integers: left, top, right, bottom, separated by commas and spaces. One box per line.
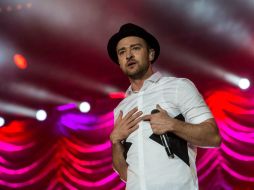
116, 36, 153, 79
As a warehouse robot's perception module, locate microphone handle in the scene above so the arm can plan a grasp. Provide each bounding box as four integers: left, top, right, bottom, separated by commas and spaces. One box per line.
151, 109, 174, 158
160, 134, 174, 158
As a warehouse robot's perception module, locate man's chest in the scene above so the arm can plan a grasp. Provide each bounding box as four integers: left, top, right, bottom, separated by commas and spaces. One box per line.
117, 85, 180, 117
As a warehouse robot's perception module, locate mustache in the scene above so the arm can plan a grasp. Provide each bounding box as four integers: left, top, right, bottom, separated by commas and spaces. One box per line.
127, 59, 137, 64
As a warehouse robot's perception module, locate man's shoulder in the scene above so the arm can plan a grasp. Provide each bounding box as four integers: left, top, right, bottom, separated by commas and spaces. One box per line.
113, 96, 131, 115
158, 75, 193, 86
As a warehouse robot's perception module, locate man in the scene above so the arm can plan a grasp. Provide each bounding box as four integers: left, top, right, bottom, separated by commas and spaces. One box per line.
107, 23, 221, 190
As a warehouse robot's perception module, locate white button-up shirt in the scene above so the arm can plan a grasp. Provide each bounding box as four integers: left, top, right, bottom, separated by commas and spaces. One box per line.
114, 72, 213, 190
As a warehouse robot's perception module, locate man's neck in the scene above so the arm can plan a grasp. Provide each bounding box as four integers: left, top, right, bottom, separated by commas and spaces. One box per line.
129, 69, 154, 92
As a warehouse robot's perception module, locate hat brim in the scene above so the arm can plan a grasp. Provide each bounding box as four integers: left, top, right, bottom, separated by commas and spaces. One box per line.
107, 24, 160, 64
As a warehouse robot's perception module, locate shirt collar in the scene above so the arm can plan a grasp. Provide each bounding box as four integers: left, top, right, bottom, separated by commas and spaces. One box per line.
125, 72, 162, 96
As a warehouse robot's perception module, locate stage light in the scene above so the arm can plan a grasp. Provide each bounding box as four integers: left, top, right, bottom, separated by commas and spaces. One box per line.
57, 103, 77, 111
238, 78, 250, 90
0, 2, 32, 14
26, 3, 32, 9
0, 117, 5, 127
79, 102, 91, 113
109, 92, 126, 99
13, 54, 28, 70
9, 82, 76, 104
31, 62, 121, 97
6, 6, 13, 12
163, 43, 252, 89
36, 110, 47, 121
0, 101, 36, 118
16, 4, 22, 10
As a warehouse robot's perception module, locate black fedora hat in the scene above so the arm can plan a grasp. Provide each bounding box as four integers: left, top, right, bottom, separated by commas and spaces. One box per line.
107, 23, 160, 64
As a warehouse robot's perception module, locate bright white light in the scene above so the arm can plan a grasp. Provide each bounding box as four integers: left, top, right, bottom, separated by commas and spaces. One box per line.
238, 78, 250, 89
0, 117, 5, 127
36, 109, 47, 121
9, 82, 75, 104
79, 102, 91, 113
0, 101, 36, 118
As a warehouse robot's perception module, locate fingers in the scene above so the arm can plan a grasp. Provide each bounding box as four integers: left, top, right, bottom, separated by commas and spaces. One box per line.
115, 107, 139, 125
115, 107, 143, 129
128, 110, 142, 121
128, 115, 144, 129
115, 110, 123, 124
128, 124, 139, 133
156, 104, 162, 111
142, 115, 151, 121
123, 108, 142, 125
156, 104, 166, 113
116, 106, 167, 131
124, 107, 139, 120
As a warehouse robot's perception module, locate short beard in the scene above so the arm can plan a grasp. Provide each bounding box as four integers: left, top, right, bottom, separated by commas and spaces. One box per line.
125, 62, 149, 80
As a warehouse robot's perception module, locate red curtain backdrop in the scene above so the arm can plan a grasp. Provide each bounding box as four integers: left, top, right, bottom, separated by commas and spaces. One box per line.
198, 88, 254, 190
0, 88, 253, 190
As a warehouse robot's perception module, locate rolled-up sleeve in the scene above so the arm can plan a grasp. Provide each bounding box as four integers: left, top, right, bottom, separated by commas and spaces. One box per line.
176, 79, 213, 124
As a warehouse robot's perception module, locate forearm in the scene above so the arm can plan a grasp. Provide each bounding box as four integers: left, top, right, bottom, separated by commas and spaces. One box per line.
171, 118, 221, 147
111, 142, 128, 181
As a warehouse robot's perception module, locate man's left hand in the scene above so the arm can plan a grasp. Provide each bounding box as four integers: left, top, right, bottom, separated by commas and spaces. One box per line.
142, 104, 179, 135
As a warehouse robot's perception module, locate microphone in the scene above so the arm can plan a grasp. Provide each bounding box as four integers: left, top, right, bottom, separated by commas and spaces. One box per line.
151, 109, 174, 158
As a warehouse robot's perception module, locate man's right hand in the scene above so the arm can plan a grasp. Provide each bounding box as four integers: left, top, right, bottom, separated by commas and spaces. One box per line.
110, 107, 143, 144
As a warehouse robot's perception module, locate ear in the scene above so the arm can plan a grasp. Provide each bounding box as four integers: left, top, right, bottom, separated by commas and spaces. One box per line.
149, 49, 155, 62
